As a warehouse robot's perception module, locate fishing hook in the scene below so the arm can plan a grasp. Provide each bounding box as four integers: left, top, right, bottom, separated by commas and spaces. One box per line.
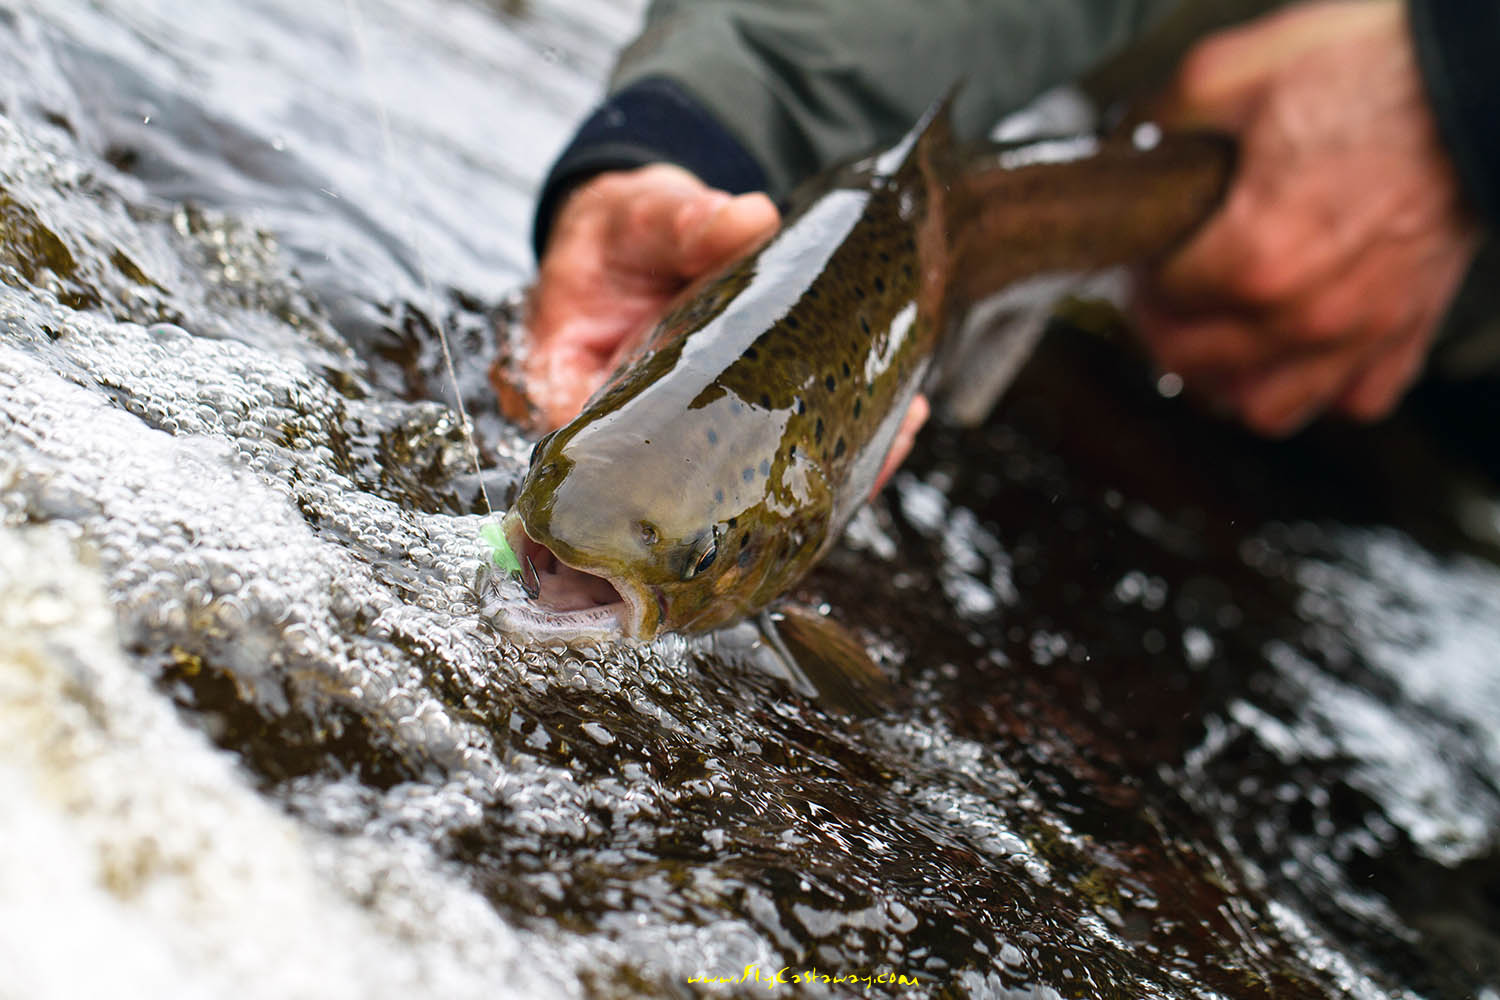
518, 554, 542, 600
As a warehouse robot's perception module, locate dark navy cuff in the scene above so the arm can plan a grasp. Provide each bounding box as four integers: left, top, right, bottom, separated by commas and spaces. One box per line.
531, 77, 768, 259
1409, 0, 1500, 227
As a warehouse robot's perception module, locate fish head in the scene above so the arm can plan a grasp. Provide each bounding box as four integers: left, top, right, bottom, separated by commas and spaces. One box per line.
504, 406, 831, 642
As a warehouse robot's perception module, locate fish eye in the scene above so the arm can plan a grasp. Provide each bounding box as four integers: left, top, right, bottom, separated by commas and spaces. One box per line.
683, 534, 718, 580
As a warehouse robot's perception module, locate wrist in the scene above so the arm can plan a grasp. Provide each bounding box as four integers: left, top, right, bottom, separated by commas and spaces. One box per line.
531, 77, 767, 260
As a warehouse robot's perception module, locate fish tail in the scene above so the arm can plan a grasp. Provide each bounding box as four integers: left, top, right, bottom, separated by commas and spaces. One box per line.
946, 129, 1235, 309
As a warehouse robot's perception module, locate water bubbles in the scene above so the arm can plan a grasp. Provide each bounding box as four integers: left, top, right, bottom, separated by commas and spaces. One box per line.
1131, 120, 1163, 151
1182, 626, 1215, 667
579, 721, 614, 746
1113, 570, 1168, 611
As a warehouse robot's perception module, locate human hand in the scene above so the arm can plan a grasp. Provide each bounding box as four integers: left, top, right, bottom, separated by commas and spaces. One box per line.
1134, 0, 1481, 435
496, 164, 779, 431
500, 161, 928, 493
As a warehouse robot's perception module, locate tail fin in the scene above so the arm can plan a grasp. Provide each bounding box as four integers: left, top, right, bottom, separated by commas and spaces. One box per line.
875, 82, 962, 181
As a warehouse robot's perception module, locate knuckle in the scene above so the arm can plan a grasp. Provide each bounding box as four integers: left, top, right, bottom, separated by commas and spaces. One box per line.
1240, 388, 1302, 436
588, 172, 630, 202
1231, 237, 1298, 304
622, 197, 660, 236
1343, 389, 1397, 421
1295, 298, 1356, 345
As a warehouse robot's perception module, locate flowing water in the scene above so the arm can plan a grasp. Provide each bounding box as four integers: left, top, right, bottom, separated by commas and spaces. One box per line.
1, 2, 1498, 998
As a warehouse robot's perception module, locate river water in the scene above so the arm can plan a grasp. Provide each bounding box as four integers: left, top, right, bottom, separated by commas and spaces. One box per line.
1, 2, 1497, 998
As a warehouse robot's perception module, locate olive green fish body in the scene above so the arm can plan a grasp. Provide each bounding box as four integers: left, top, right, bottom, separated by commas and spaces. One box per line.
505, 103, 955, 639
503, 108, 1234, 642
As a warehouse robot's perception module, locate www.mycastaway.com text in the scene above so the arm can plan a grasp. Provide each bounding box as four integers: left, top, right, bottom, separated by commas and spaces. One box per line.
687, 965, 920, 990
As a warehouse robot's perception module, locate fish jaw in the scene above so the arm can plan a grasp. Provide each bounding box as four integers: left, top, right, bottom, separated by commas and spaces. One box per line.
499, 509, 657, 641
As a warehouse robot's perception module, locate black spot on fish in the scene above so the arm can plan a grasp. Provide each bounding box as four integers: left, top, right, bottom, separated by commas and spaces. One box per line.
834, 437, 846, 459
874, 277, 885, 294
903, 262, 914, 278
853, 398, 862, 419
740, 532, 750, 550
707, 428, 718, 445
859, 315, 870, 335
744, 346, 759, 361
867, 383, 876, 396
814, 419, 824, 443
760, 393, 771, 409
759, 459, 770, 478
905, 235, 916, 251
825, 374, 836, 392
785, 316, 800, 330
879, 250, 891, 262
853, 286, 866, 300
727, 517, 738, 529
795, 397, 806, 415
807, 288, 820, 301
742, 467, 754, 483
841, 361, 851, 379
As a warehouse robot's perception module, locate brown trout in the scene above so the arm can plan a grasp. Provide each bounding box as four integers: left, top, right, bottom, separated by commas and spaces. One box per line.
498, 103, 1231, 642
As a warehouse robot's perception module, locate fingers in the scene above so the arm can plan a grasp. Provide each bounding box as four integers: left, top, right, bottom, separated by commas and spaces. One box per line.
676, 191, 780, 275
870, 394, 929, 499
598, 168, 731, 284
517, 165, 781, 430
1134, 0, 1474, 436
1154, 182, 1322, 313
593, 168, 779, 287
1234, 343, 1373, 437
1334, 326, 1428, 420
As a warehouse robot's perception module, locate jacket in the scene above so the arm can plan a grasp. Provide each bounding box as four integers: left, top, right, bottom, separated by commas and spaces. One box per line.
532, 0, 1499, 380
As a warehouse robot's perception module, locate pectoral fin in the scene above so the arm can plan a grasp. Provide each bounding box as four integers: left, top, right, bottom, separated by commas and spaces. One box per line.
757, 605, 894, 718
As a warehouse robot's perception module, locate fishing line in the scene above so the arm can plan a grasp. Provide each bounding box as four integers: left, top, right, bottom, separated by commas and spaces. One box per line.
342, 0, 493, 517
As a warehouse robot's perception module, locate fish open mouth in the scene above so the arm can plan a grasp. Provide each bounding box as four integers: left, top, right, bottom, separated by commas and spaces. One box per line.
499, 512, 645, 639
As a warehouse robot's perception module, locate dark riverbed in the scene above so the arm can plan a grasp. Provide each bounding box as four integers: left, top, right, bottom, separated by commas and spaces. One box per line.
1, 2, 1497, 998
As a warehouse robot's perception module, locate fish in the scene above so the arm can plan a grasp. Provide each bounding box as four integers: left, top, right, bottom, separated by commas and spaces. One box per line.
496, 99, 1232, 646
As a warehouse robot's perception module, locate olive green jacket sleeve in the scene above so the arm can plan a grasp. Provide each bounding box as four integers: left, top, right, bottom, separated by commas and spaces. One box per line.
532, 0, 1209, 253
533, 0, 1500, 386
608, 0, 1176, 201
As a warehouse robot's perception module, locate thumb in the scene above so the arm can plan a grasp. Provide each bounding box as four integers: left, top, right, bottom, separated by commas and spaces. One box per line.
675, 191, 781, 276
